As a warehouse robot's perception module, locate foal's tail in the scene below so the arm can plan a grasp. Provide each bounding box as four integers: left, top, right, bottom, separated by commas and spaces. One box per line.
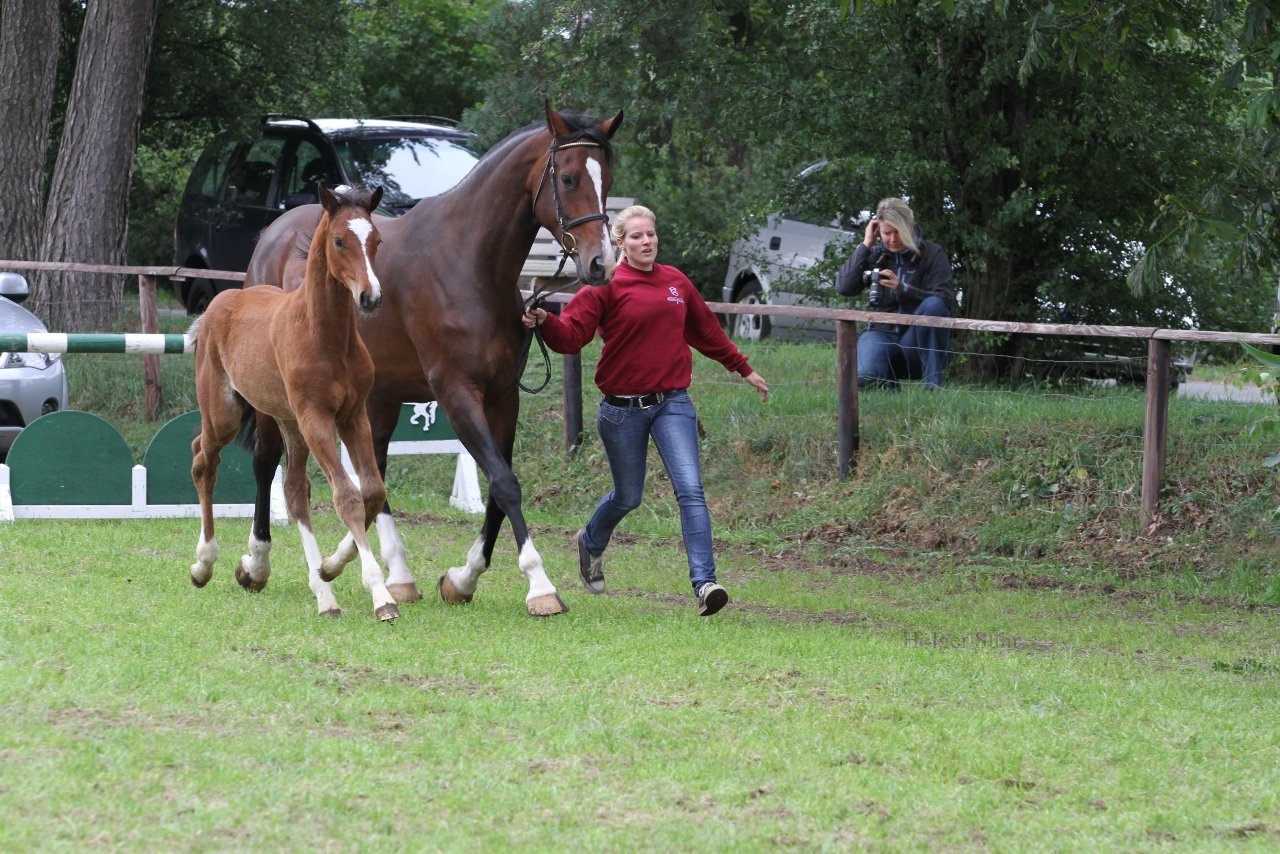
235, 397, 258, 452
184, 316, 201, 350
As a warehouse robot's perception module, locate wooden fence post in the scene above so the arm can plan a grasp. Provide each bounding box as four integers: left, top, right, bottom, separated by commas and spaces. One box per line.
138, 275, 162, 421
836, 319, 860, 479
1140, 337, 1172, 531
563, 352, 583, 455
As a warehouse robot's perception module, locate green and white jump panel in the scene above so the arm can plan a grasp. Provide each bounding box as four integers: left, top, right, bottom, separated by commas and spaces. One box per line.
0, 404, 482, 522
341, 400, 484, 514
0, 332, 192, 354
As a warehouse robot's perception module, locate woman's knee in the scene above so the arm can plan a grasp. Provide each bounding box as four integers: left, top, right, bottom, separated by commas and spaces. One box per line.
915, 295, 951, 317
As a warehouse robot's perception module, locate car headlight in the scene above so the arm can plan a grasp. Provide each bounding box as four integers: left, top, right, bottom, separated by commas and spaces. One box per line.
0, 351, 61, 370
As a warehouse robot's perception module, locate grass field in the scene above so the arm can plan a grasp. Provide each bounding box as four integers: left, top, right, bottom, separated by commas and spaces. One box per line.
3, 313, 1279, 849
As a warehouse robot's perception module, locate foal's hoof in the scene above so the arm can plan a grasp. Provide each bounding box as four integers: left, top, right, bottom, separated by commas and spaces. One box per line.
234, 562, 267, 591
527, 592, 569, 617
387, 582, 422, 603
318, 564, 343, 583
189, 566, 211, 588
437, 574, 472, 605
319, 607, 342, 619
375, 603, 399, 622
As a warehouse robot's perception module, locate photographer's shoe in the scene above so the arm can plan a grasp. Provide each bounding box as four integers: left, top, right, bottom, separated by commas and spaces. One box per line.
576, 529, 605, 594
696, 582, 729, 616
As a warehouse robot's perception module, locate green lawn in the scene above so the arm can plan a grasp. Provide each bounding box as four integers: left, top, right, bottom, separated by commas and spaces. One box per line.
3, 334, 1277, 850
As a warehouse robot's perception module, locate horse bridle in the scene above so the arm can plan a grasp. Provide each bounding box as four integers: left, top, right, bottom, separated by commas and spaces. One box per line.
521, 136, 611, 394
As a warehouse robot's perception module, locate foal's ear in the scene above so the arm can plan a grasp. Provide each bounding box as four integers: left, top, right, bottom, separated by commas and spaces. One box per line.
366, 186, 384, 214
544, 100, 572, 140
317, 180, 339, 215
600, 110, 624, 139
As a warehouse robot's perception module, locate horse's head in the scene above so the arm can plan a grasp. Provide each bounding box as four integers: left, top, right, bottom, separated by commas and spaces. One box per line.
533, 103, 625, 287
318, 182, 384, 314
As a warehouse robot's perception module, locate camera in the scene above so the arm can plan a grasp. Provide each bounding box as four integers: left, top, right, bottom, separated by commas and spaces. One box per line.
862, 268, 887, 308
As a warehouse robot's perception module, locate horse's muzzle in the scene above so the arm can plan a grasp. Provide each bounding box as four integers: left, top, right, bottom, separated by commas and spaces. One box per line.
582, 253, 614, 287
358, 292, 383, 314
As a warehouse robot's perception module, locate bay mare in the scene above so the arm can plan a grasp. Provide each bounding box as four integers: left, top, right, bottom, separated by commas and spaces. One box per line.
241, 104, 623, 616
188, 183, 400, 621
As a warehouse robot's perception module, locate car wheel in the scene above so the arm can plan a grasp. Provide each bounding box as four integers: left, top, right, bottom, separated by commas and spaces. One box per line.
185, 277, 216, 315
731, 279, 771, 341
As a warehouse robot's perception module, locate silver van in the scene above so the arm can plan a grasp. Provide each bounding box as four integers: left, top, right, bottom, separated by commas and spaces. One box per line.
722, 163, 860, 340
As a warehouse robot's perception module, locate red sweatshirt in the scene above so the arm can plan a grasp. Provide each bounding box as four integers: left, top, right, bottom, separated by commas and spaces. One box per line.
538, 260, 753, 396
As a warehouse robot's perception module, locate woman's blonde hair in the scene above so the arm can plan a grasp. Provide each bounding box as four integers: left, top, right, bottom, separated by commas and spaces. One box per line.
875, 197, 919, 255
612, 204, 656, 242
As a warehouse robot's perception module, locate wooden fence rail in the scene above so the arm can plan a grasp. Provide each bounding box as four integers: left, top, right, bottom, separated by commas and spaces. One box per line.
5, 257, 1280, 532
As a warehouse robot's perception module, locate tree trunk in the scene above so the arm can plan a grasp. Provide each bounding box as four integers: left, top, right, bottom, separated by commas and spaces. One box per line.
32, 0, 157, 332
0, 0, 60, 262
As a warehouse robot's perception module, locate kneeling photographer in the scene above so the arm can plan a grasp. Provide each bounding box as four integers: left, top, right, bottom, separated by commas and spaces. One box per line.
835, 198, 957, 389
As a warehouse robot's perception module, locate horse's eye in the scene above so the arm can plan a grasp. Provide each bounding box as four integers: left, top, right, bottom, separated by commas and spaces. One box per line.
334, 236, 344, 250
561, 173, 575, 187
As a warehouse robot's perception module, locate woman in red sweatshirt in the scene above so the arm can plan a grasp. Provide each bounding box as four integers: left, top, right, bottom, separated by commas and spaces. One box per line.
523, 205, 768, 615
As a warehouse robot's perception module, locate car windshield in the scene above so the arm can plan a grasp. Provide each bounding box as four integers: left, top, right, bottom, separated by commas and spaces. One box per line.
332, 137, 476, 209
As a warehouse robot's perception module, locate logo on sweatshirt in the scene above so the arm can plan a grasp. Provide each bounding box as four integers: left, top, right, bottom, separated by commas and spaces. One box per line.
667, 286, 685, 305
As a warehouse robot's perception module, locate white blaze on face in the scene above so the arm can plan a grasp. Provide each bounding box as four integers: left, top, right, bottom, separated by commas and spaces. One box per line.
345, 216, 381, 301
586, 155, 616, 274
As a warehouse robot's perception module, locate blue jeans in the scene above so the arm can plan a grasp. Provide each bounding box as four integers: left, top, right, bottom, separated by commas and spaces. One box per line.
581, 390, 715, 591
858, 295, 952, 389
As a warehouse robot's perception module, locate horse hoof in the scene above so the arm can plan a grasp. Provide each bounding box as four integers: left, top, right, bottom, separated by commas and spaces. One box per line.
318, 565, 343, 583
527, 592, 569, 617
387, 582, 422, 603
437, 574, 472, 605
375, 603, 399, 622
189, 567, 210, 588
319, 607, 342, 619
234, 562, 267, 591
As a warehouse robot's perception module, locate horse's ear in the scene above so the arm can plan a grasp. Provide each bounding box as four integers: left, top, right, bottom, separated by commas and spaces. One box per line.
367, 185, 384, 213
600, 109, 624, 140
544, 100, 572, 140
317, 180, 338, 215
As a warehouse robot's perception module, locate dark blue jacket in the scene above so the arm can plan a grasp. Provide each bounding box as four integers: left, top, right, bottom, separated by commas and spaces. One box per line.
835, 239, 957, 331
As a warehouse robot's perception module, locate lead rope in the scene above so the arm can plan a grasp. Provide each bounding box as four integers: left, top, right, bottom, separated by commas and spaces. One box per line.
519, 250, 578, 394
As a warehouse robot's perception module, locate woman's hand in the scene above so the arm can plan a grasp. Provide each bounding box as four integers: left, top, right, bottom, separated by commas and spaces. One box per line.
745, 371, 769, 403
522, 308, 547, 329
863, 218, 880, 247
879, 269, 902, 291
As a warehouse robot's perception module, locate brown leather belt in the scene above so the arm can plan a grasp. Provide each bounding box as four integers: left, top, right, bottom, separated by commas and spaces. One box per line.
602, 389, 684, 409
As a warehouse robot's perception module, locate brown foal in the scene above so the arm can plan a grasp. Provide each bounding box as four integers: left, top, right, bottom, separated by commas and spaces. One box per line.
187, 183, 398, 621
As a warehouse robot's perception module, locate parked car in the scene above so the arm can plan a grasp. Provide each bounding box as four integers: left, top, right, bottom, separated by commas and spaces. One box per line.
722, 162, 861, 340
173, 115, 479, 313
0, 272, 69, 458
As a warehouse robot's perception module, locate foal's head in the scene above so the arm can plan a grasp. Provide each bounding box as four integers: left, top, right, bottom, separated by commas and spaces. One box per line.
318, 182, 384, 314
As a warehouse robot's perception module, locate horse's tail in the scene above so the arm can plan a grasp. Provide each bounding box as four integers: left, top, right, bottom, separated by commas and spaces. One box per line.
184, 316, 201, 350
235, 397, 258, 452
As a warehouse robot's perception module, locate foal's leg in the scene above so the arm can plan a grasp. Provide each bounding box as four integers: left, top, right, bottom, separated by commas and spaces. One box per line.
189, 401, 240, 588
317, 401, 421, 603
302, 413, 398, 622
279, 426, 341, 617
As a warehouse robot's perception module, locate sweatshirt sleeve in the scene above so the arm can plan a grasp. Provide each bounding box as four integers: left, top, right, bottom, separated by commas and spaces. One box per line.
901, 242, 957, 313
682, 276, 752, 377
835, 243, 872, 297
539, 287, 606, 355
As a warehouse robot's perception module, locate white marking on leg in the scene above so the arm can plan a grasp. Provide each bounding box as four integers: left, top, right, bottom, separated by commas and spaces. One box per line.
445, 536, 487, 597
347, 217, 381, 301
356, 542, 396, 610
518, 539, 557, 602
321, 532, 357, 580
240, 534, 272, 585
299, 522, 340, 615
378, 512, 414, 587
191, 533, 218, 585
